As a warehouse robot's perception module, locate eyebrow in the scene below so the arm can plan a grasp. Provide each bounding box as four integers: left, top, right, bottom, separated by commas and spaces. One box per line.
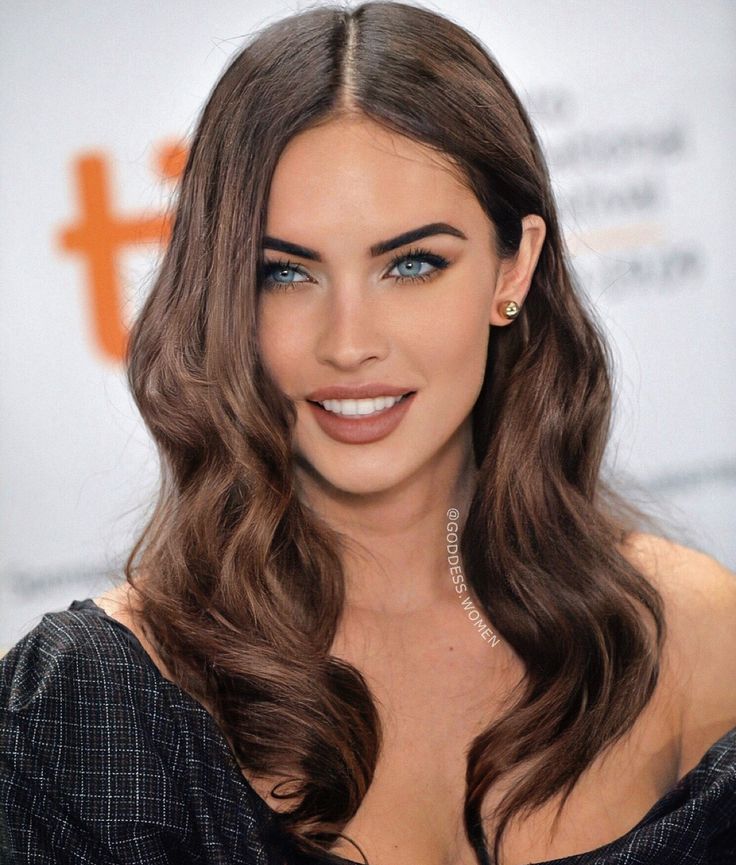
261, 222, 467, 262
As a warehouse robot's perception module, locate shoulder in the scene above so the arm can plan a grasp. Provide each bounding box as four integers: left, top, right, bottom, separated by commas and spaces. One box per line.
621, 532, 736, 777
0, 606, 168, 822
0, 605, 254, 861
0, 602, 217, 804
0, 604, 157, 718
621, 531, 736, 619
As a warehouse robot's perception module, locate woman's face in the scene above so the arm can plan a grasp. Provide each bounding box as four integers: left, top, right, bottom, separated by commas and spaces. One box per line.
257, 114, 542, 498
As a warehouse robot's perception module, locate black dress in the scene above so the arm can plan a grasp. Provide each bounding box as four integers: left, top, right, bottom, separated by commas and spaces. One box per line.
0, 599, 734, 864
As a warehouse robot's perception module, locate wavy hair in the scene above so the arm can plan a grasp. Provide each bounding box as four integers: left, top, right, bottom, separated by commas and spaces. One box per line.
121, 2, 674, 862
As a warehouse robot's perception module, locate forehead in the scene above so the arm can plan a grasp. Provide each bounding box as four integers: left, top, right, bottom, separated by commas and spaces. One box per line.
265, 115, 487, 248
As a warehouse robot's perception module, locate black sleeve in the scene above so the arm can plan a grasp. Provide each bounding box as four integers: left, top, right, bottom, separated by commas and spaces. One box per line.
0, 611, 207, 865
1, 705, 125, 864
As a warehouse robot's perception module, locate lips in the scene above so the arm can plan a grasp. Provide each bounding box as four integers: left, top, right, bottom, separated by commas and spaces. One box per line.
307, 391, 417, 444
306, 382, 416, 403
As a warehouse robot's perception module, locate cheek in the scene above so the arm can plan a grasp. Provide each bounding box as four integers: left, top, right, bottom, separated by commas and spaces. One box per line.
256, 301, 305, 387
412, 293, 490, 382
437, 325, 489, 408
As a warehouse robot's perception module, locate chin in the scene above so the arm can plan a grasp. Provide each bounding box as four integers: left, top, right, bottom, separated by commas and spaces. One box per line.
294, 448, 424, 498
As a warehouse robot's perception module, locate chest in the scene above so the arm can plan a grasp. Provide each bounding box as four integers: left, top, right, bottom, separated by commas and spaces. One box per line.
318, 608, 682, 865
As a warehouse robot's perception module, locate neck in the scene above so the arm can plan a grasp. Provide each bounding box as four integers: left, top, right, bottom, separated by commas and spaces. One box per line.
296, 430, 479, 615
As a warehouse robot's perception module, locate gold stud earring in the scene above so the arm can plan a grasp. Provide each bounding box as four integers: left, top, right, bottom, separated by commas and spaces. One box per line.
500, 300, 521, 320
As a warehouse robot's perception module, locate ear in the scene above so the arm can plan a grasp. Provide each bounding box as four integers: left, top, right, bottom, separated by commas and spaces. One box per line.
489, 214, 546, 326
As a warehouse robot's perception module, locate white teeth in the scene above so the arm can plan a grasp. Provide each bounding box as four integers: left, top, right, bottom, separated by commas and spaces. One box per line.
320, 394, 407, 416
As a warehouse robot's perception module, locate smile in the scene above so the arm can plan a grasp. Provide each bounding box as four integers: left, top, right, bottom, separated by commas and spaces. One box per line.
307, 391, 417, 444
316, 393, 413, 417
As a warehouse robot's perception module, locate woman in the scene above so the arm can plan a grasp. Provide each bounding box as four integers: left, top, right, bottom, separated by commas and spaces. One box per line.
2, 2, 735, 864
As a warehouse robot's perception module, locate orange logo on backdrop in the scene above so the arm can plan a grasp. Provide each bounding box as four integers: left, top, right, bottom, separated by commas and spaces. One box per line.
58, 141, 188, 362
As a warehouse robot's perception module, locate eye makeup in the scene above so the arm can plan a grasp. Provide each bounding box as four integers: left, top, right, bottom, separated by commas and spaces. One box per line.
258, 246, 450, 291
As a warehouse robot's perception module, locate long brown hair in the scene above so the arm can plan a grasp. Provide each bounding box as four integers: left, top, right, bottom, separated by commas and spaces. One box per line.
121, 2, 676, 862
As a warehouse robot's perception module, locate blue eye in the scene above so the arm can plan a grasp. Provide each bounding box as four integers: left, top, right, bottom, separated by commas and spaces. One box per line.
387, 247, 449, 285
258, 246, 450, 292
259, 260, 310, 291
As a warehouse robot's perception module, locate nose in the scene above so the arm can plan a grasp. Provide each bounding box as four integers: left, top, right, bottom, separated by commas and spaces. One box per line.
314, 283, 390, 370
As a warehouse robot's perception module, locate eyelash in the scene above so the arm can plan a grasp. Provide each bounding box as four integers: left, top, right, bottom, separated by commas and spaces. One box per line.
258, 246, 450, 291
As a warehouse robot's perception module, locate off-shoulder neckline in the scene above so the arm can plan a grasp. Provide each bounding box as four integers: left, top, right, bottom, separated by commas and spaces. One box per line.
66, 597, 736, 865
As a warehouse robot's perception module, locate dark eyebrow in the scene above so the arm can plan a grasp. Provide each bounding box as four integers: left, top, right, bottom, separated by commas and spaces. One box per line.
261, 222, 467, 262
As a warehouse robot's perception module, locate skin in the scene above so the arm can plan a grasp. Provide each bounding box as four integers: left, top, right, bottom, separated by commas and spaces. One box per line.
257, 113, 546, 615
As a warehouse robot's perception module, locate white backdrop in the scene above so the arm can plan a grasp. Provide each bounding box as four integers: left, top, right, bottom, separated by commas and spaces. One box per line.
1, 0, 735, 649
